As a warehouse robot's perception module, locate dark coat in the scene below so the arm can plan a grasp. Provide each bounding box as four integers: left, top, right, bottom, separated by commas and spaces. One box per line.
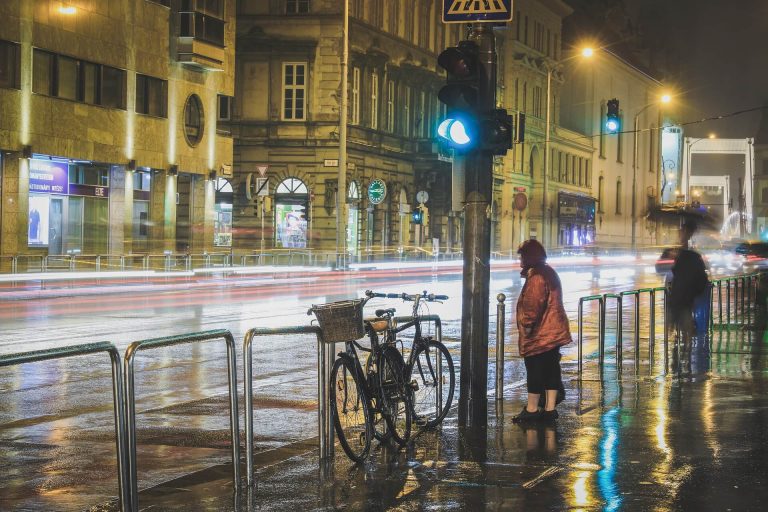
516, 263, 572, 357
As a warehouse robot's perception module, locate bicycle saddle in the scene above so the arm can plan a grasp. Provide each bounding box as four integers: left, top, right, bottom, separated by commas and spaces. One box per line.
375, 308, 396, 317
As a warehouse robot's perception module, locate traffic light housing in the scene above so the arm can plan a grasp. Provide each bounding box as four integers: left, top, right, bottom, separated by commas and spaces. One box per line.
411, 208, 423, 224
480, 109, 513, 155
437, 41, 480, 150
606, 98, 620, 133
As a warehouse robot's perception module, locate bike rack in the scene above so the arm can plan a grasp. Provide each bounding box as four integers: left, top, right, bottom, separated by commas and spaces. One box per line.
123, 329, 240, 511
601, 293, 623, 373
242, 325, 332, 487
495, 294, 505, 401
392, 313, 444, 418
0, 342, 130, 512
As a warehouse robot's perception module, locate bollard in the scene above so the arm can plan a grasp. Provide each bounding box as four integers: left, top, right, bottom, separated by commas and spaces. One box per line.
495, 294, 505, 401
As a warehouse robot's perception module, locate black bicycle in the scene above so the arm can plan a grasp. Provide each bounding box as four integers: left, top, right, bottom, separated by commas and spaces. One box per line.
309, 291, 413, 463
369, 291, 455, 428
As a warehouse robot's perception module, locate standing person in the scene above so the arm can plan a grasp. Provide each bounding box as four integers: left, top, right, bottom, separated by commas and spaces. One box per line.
668, 221, 709, 343
513, 240, 572, 422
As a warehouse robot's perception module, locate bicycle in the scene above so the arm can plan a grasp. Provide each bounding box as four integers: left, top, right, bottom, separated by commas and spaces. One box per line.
369, 291, 455, 428
308, 291, 413, 463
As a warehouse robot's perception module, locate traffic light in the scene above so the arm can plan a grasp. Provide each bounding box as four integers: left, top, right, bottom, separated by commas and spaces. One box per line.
480, 109, 513, 155
436, 41, 480, 150
411, 208, 423, 224
606, 98, 620, 133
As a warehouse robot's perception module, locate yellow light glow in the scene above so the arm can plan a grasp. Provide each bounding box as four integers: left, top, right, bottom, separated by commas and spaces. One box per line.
668, 173, 675, 179
675, 189, 680, 195
661, 94, 672, 104
58, 3, 76, 14
581, 47, 594, 58
708, 133, 717, 139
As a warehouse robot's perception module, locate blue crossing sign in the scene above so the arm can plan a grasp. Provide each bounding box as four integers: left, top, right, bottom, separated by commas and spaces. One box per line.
442, 0, 513, 24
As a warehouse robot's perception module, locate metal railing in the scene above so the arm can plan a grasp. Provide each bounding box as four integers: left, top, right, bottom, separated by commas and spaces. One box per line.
577, 294, 604, 380
0, 342, 130, 512
495, 293, 505, 400
242, 325, 332, 487
123, 330, 240, 511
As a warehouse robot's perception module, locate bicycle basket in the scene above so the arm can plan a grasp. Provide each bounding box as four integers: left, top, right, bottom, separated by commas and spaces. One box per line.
310, 298, 366, 343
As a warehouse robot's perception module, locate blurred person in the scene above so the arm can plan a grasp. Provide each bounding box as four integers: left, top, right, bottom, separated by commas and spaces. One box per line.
513, 240, 572, 423
668, 221, 710, 346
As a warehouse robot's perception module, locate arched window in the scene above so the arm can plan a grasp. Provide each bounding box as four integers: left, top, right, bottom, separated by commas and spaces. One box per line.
275, 177, 309, 248
276, 177, 308, 194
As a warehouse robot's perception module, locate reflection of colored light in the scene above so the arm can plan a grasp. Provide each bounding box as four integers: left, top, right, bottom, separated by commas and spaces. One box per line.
598, 408, 622, 512
574, 470, 589, 506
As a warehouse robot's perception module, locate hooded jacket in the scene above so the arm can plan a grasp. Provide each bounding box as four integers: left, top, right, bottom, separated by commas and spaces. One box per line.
516, 263, 572, 357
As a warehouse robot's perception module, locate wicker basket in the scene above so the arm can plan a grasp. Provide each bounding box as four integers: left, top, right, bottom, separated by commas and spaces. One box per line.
310, 299, 366, 343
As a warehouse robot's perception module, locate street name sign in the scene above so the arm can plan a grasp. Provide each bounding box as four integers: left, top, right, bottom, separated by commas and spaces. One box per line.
442, 0, 513, 24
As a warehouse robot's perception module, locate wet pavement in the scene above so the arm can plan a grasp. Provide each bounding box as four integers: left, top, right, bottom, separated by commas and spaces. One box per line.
4, 330, 761, 511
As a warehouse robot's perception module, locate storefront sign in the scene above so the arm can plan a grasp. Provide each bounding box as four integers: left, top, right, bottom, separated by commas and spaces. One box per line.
29, 160, 68, 195
69, 184, 110, 198
368, 179, 387, 205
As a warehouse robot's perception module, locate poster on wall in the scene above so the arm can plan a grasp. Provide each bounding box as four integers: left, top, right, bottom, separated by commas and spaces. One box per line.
275, 204, 307, 248
28, 194, 50, 246
29, 159, 69, 194
214, 208, 233, 247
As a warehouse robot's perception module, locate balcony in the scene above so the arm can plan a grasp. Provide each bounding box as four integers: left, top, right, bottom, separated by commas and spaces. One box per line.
177, 11, 226, 71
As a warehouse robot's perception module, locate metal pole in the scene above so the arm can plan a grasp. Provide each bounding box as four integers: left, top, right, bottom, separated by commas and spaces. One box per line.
631, 114, 639, 252
598, 297, 605, 379
458, 24, 495, 429
649, 289, 656, 372
244, 331, 255, 486
718, 280, 723, 325
578, 299, 584, 380
663, 288, 669, 373
616, 296, 623, 374
726, 279, 731, 324
542, 68, 552, 246
495, 293, 506, 401
634, 292, 640, 368
336, 0, 349, 270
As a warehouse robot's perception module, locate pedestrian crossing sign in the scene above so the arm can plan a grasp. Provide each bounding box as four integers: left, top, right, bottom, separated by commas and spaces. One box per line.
442, 0, 513, 24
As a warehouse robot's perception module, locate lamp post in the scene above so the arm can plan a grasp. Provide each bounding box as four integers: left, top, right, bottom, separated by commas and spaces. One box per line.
542, 47, 593, 246
631, 94, 671, 252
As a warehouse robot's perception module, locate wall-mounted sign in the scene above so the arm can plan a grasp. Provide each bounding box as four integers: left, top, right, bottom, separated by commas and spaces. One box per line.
220, 163, 233, 178
442, 0, 512, 24
368, 179, 387, 205
513, 192, 528, 211
256, 165, 268, 177
416, 190, 429, 204
324, 159, 339, 167
29, 159, 69, 195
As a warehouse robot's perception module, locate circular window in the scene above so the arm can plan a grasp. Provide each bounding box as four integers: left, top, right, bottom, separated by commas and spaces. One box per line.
183, 94, 204, 147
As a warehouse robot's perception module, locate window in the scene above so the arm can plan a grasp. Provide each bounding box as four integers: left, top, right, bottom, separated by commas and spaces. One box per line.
763, 187, 768, 203
388, 1, 399, 34
33, 48, 125, 109
351, 67, 360, 125
217, 94, 232, 120
522, 82, 527, 113
763, 159, 768, 175
615, 180, 622, 214
524, 16, 529, 45
282, 63, 306, 121
370, 72, 379, 130
598, 176, 604, 213
403, 86, 411, 137
533, 86, 542, 118
286, 0, 309, 14
0, 39, 20, 89
70, 164, 110, 186
33, 49, 54, 95
418, 90, 426, 138
387, 80, 395, 132
136, 74, 167, 117
585, 161, 591, 186
578, 158, 583, 186
183, 93, 204, 146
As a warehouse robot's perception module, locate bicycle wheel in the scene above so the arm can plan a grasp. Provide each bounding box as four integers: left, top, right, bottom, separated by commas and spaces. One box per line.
377, 345, 412, 446
408, 339, 455, 428
364, 351, 392, 443
330, 356, 372, 463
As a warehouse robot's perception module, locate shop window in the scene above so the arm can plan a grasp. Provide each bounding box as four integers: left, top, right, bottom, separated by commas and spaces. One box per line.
70, 164, 109, 186
282, 62, 306, 120
0, 39, 21, 89
133, 171, 151, 191
275, 177, 309, 249
136, 74, 168, 118
214, 178, 233, 247
183, 93, 205, 146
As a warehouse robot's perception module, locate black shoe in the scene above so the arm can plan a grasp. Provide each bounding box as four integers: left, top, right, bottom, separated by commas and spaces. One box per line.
512, 407, 542, 423
540, 409, 559, 421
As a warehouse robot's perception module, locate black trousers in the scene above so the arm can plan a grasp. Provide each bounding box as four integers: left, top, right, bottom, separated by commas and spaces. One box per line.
524, 348, 562, 395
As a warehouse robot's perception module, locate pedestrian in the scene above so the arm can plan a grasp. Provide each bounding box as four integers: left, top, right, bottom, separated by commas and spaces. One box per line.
513, 239, 572, 422
667, 220, 709, 345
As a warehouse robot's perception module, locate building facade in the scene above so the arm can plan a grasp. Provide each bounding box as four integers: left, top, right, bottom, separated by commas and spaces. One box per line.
0, 0, 235, 264
230, 1, 460, 258
560, 48, 669, 249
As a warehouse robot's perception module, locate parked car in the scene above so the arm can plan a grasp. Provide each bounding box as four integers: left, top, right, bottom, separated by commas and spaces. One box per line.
733, 241, 768, 272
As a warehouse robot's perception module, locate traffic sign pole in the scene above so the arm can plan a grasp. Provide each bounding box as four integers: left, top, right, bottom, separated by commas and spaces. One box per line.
458, 24, 495, 429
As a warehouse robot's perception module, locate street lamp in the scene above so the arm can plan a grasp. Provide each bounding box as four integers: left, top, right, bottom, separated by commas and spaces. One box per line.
542, 47, 594, 246
631, 93, 671, 251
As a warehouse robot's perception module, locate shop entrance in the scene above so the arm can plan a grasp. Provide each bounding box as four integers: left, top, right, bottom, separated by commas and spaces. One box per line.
275, 177, 308, 248
176, 173, 194, 252
347, 181, 360, 257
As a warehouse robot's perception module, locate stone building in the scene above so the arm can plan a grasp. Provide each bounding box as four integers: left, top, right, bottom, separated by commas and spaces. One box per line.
230, 1, 463, 259
0, 0, 235, 264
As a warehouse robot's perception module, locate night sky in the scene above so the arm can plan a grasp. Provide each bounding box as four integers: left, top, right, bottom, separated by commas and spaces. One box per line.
627, 0, 768, 139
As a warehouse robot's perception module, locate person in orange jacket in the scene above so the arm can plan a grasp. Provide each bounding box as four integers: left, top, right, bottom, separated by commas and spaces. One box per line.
513, 239, 572, 422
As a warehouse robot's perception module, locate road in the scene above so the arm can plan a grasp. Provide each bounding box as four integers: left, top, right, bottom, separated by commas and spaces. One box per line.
0, 257, 665, 510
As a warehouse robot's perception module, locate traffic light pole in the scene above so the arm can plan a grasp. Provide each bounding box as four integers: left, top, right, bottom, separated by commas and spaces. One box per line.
458, 24, 495, 429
